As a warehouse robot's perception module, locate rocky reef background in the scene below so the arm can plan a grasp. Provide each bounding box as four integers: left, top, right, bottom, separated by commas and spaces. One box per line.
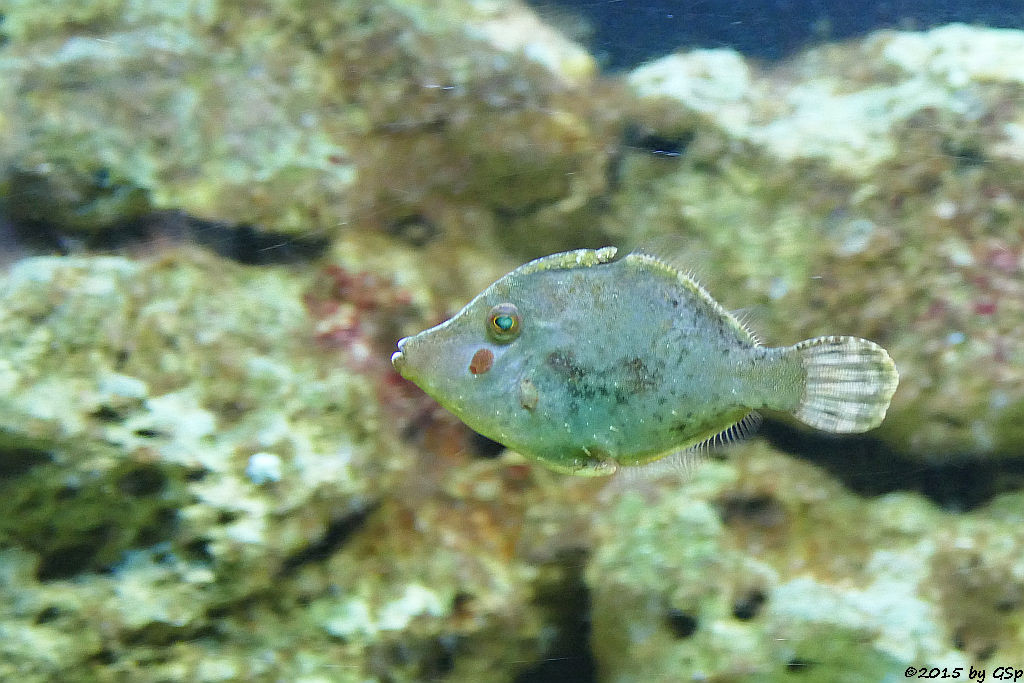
2, 1, 1024, 680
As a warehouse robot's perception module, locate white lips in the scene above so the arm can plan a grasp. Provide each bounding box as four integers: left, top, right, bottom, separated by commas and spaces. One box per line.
391, 337, 410, 373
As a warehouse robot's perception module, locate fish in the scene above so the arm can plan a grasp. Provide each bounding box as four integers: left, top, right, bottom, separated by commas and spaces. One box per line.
391, 247, 899, 476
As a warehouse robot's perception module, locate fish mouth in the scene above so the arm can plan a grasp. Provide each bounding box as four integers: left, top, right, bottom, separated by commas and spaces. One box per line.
391, 337, 409, 376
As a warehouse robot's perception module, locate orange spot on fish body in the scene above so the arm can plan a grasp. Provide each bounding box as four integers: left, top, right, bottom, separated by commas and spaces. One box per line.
469, 348, 494, 374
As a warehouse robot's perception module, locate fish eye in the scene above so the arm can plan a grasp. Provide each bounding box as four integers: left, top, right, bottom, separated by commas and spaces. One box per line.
487, 303, 521, 343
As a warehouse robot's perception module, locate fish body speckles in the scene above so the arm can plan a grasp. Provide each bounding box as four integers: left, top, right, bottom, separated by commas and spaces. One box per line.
392, 247, 898, 476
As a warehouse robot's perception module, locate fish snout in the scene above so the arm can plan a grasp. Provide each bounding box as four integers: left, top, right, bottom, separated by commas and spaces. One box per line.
391, 336, 412, 376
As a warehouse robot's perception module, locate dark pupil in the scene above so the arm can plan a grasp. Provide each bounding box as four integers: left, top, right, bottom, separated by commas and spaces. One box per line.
494, 315, 514, 331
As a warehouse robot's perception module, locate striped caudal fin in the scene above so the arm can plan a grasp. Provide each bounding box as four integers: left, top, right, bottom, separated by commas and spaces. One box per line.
790, 336, 898, 433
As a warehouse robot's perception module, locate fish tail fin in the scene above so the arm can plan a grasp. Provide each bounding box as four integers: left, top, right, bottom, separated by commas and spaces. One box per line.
790, 335, 898, 433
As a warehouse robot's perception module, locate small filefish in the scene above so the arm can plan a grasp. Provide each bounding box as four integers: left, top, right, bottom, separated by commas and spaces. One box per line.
392, 247, 898, 476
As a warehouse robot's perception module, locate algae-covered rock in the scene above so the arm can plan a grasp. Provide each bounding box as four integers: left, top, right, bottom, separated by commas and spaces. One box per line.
0, 249, 391, 554
0, 0, 605, 250
0, 252, 375, 677
588, 442, 1024, 680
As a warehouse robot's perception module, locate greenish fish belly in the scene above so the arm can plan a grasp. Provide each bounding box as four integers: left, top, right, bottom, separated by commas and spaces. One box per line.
522, 342, 774, 471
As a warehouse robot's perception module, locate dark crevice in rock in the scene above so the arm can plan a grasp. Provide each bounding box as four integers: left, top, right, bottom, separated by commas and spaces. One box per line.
515, 548, 597, 683
717, 491, 787, 529
786, 657, 814, 673
0, 457, 190, 580
277, 504, 376, 575
3, 201, 329, 266
34, 605, 61, 624
467, 432, 505, 459
416, 635, 460, 680
620, 123, 694, 159
181, 214, 330, 265
36, 526, 114, 581
134, 507, 179, 547
182, 537, 214, 563
386, 214, 439, 247
90, 406, 123, 423
759, 419, 1024, 511
0, 446, 53, 479
3, 164, 329, 264
117, 464, 168, 497
605, 122, 697, 193
732, 588, 767, 621
87, 649, 117, 666
123, 620, 220, 647
665, 608, 698, 638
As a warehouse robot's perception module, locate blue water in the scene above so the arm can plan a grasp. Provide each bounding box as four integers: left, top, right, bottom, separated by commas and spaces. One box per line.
531, 0, 1024, 68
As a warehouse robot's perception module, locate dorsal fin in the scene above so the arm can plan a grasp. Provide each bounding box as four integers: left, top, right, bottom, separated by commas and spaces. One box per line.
625, 251, 759, 345
629, 243, 710, 284
729, 307, 763, 346
515, 247, 618, 276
